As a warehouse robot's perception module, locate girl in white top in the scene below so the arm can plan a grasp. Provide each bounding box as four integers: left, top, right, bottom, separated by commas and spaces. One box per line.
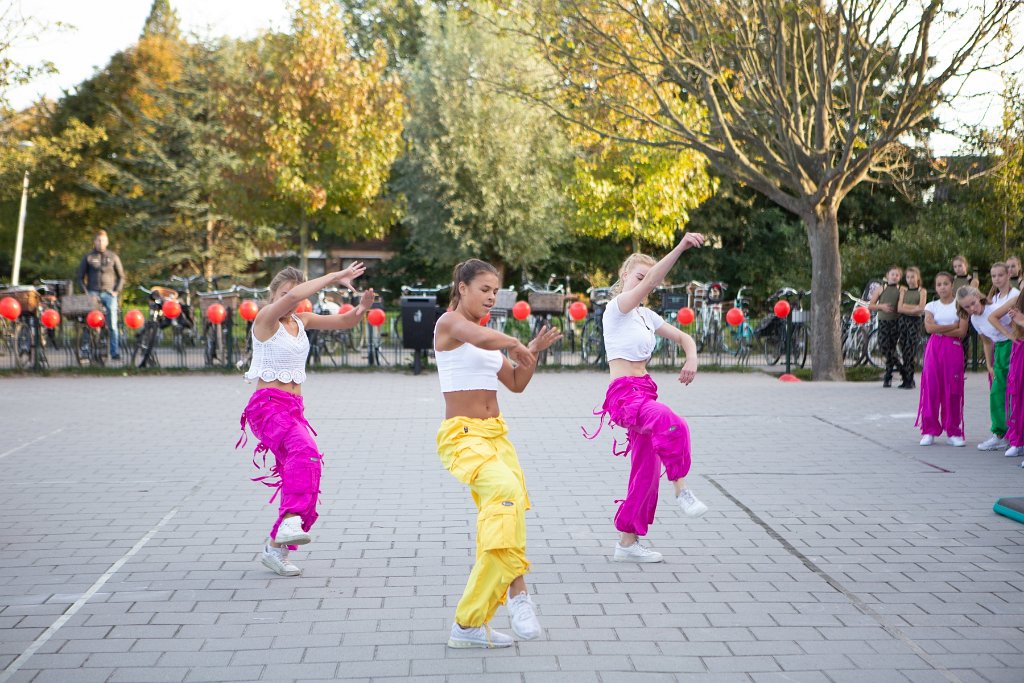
986, 270, 1024, 458
958, 265, 1018, 451
433, 259, 560, 649
916, 272, 969, 447
585, 233, 706, 564
237, 265, 373, 577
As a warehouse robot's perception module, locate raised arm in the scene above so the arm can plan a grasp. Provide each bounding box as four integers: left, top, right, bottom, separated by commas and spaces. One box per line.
616, 233, 704, 314
254, 262, 366, 339
656, 323, 699, 385
987, 295, 1019, 340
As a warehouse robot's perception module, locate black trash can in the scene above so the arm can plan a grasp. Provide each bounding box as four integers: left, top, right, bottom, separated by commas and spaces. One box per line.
400, 295, 440, 373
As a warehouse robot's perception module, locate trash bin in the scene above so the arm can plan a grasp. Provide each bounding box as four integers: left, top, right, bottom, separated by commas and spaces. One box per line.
400, 295, 441, 373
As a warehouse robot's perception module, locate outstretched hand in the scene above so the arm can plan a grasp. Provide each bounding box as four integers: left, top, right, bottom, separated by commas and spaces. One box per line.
509, 342, 536, 370
680, 233, 705, 251
678, 360, 698, 385
357, 288, 375, 312
528, 325, 563, 354
335, 261, 366, 290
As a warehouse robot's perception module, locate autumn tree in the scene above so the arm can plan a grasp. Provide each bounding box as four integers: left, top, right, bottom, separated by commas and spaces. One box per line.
525, 0, 1024, 379
396, 5, 573, 275
224, 0, 404, 276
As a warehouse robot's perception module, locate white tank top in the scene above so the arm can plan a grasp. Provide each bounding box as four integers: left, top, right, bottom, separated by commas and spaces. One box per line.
435, 341, 503, 392
602, 296, 665, 361
243, 315, 309, 384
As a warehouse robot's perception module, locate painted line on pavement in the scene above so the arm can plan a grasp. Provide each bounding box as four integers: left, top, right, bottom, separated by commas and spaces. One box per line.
0, 428, 64, 460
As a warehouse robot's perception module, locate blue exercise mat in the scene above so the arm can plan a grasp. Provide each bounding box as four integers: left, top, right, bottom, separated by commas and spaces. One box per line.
993, 497, 1024, 524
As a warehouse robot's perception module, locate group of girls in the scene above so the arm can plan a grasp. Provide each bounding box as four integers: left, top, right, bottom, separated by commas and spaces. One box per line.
867, 265, 928, 389
236, 235, 710, 649
916, 256, 1024, 465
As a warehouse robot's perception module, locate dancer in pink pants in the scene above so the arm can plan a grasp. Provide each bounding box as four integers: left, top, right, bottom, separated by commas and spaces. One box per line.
585, 233, 708, 564
237, 264, 373, 576
985, 284, 1024, 458
916, 272, 969, 447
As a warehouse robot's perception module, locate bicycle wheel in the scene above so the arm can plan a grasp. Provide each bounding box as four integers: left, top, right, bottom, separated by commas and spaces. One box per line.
75, 325, 91, 366
706, 318, 723, 364
133, 320, 160, 369
172, 325, 186, 367
580, 317, 604, 366
720, 320, 738, 357
866, 328, 883, 368
14, 320, 33, 369
763, 323, 783, 365
842, 322, 861, 368
547, 316, 565, 365
791, 323, 809, 368
204, 322, 216, 367
736, 321, 754, 362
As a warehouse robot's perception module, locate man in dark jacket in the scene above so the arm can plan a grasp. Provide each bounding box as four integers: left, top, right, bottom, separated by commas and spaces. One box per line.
76, 230, 125, 359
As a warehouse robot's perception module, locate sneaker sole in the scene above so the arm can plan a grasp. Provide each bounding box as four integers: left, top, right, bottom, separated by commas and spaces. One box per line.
273, 531, 312, 545
613, 554, 664, 563
446, 637, 513, 649
682, 505, 709, 518
260, 555, 300, 576
511, 626, 542, 641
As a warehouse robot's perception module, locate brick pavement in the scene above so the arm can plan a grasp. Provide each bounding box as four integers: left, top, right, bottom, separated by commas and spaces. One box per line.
0, 369, 1022, 682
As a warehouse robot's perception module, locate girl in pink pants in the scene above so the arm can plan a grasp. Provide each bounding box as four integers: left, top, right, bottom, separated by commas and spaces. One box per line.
916, 272, 969, 447
986, 285, 1024, 457
587, 235, 708, 564
236, 264, 374, 576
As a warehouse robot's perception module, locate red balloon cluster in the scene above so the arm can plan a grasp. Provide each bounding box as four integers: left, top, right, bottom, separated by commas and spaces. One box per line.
206, 303, 227, 325
338, 303, 355, 315
0, 296, 21, 321
86, 309, 106, 329
162, 299, 182, 319
125, 309, 145, 329
676, 307, 695, 325
367, 308, 386, 327
773, 300, 791, 318
239, 300, 259, 322
295, 299, 313, 314
726, 307, 745, 326
41, 309, 61, 329
569, 301, 587, 321
852, 306, 870, 325
512, 301, 531, 321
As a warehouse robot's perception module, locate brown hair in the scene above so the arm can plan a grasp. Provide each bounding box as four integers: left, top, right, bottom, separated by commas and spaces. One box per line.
94, 229, 108, 239
988, 261, 1008, 299
955, 285, 987, 320
269, 266, 306, 300
952, 255, 968, 268
450, 259, 499, 309
905, 266, 921, 286
934, 271, 953, 286
610, 253, 658, 296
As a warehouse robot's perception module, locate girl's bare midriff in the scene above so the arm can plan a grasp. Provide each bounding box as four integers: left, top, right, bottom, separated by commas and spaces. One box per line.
608, 358, 650, 380
444, 390, 500, 420
257, 379, 302, 396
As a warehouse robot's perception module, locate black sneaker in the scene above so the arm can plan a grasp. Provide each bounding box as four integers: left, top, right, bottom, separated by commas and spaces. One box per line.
882, 378, 892, 388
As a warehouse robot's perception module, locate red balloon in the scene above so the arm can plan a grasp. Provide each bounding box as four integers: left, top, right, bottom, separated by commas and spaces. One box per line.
0, 296, 21, 321
773, 300, 791, 318
676, 307, 695, 325
512, 301, 531, 321
295, 299, 313, 314
852, 306, 870, 324
125, 309, 145, 329
239, 300, 259, 322
367, 308, 386, 327
726, 307, 745, 326
206, 303, 227, 325
41, 308, 61, 329
86, 309, 106, 329
162, 299, 182, 319
569, 301, 587, 321
480, 312, 491, 326
338, 303, 355, 315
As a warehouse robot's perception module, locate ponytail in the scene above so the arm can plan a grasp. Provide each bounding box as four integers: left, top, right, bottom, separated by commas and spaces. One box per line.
449, 259, 499, 309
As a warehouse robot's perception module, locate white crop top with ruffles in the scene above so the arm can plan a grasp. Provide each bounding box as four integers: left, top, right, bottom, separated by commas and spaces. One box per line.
602, 296, 665, 361
243, 315, 309, 384
435, 340, 503, 392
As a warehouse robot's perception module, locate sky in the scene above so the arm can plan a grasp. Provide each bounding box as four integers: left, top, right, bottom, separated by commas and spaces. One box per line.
4, 0, 1021, 156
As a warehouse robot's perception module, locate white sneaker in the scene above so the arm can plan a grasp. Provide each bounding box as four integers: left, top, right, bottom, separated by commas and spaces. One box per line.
274, 516, 311, 545
614, 541, 664, 563
949, 436, 966, 447
447, 623, 514, 648
677, 489, 709, 517
919, 435, 935, 446
507, 592, 541, 640
978, 434, 1004, 451
260, 545, 300, 576
1006, 446, 1023, 457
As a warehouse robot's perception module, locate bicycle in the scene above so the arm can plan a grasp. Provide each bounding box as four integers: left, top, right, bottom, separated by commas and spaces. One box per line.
307, 287, 347, 368
234, 285, 268, 370
688, 280, 728, 363
649, 284, 690, 366
0, 286, 44, 369
169, 274, 204, 346
761, 287, 809, 368
720, 285, 756, 363
580, 286, 611, 366
131, 285, 185, 368
522, 279, 565, 364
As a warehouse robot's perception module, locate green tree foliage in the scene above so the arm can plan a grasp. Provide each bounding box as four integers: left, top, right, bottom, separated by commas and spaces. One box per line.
396, 6, 573, 275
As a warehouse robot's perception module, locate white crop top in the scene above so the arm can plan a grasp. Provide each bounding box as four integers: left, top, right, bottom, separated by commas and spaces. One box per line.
435, 341, 503, 392
925, 300, 959, 326
602, 296, 665, 361
243, 315, 309, 384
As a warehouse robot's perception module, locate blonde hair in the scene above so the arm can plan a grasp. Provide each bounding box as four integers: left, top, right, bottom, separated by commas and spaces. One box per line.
905, 266, 921, 286
989, 261, 1009, 299
955, 285, 987, 320
269, 266, 306, 300
610, 253, 657, 296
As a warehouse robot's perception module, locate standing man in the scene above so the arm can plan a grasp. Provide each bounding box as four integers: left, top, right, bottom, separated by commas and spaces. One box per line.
1007, 256, 1022, 290
76, 230, 125, 360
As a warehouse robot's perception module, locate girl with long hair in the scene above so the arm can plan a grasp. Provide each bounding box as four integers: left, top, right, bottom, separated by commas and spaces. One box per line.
896, 266, 928, 389
916, 272, 968, 447
986, 278, 1024, 458
868, 265, 904, 387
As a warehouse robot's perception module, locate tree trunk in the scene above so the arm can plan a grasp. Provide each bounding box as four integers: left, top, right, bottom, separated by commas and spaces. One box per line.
804, 204, 845, 381
300, 222, 309, 278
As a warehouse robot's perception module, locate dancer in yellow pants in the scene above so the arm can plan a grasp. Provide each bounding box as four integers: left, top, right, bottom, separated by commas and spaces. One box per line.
434, 258, 561, 649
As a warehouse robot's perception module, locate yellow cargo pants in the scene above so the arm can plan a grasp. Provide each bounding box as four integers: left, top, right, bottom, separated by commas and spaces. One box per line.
437, 415, 531, 627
